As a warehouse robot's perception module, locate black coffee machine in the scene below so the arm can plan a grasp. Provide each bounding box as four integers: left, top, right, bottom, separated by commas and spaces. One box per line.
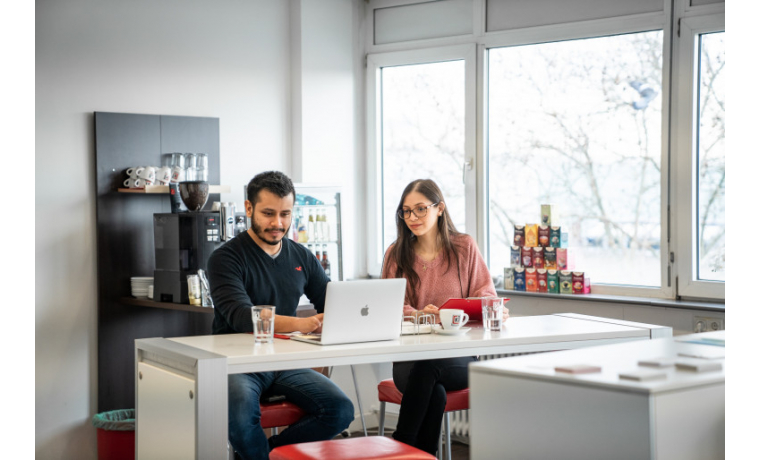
153, 212, 222, 303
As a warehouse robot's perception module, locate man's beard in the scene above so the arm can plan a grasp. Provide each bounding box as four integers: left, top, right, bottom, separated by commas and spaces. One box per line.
251, 220, 290, 246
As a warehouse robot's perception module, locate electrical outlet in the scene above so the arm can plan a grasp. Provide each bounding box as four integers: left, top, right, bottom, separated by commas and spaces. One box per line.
693, 316, 724, 333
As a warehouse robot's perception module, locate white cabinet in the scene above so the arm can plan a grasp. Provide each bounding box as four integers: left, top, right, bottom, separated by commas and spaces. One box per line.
469, 331, 725, 460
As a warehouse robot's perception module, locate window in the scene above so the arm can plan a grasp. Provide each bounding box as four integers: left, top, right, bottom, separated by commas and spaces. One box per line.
366, 45, 476, 273
487, 31, 665, 290
675, 13, 725, 299
381, 60, 466, 251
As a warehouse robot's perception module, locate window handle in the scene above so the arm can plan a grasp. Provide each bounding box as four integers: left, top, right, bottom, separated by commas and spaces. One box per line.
463, 157, 473, 183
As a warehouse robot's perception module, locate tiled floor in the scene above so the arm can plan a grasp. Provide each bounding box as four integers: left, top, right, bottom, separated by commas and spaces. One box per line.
347, 429, 469, 459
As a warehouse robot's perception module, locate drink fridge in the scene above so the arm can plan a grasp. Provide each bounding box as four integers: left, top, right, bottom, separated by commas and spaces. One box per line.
291, 185, 343, 281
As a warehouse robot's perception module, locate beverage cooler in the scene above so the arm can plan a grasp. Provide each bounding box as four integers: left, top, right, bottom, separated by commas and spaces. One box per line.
291, 185, 343, 281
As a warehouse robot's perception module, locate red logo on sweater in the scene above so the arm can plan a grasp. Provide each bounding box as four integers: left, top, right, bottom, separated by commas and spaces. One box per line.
295, 266, 302, 271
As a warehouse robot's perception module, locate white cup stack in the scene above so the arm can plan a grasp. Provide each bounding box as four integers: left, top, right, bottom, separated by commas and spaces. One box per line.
131, 276, 154, 298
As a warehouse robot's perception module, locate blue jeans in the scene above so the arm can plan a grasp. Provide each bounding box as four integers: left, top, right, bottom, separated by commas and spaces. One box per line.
228, 369, 354, 460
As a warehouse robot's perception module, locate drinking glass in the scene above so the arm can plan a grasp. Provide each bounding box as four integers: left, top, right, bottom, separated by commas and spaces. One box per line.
196, 153, 209, 181
185, 153, 197, 181
481, 297, 504, 331
252, 306, 276, 343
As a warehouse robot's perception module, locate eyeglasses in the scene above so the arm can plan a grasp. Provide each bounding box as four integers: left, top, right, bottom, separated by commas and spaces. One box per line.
397, 202, 439, 220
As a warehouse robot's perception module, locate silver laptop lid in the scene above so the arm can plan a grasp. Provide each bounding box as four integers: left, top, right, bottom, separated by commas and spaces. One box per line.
316, 279, 406, 345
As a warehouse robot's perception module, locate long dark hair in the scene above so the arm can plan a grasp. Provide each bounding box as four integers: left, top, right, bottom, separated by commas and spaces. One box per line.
389, 179, 462, 306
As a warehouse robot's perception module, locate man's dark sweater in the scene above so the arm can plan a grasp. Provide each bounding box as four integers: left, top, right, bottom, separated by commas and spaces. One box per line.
207, 231, 329, 335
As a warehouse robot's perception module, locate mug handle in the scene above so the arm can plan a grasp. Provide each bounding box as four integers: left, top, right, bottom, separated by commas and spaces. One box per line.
461, 313, 469, 325
126, 167, 135, 176
124, 178, 131, 187
132, 179, 143, 188
135, 167, 145, 177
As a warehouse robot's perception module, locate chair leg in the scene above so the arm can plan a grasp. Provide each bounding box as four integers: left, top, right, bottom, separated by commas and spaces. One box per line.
437, 425, 444, 460
444, 412, 452, 460
378, 401, 386, 436
350, 365, 368, 436
272, 426, 279, 435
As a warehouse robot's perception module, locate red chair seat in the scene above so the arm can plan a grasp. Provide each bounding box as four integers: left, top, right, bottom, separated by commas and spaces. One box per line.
261, 400, 306, 429
269, 436, 436, 460
377, 379, 469, 412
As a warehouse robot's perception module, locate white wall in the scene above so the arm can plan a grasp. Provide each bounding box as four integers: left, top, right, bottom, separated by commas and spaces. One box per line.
36, 1, 293, 458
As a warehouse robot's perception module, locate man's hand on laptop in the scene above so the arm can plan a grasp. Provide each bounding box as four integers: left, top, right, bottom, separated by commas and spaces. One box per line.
296, 314, 324, 334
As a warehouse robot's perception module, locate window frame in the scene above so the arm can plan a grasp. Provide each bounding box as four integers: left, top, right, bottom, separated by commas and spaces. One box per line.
479, 14, 674, 299
672, 11, 726, 300
365, 44, 478, 276
363, 0, 726, 302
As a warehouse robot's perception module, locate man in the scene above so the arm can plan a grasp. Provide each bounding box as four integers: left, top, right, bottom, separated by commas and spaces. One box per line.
207, 171, 354, 460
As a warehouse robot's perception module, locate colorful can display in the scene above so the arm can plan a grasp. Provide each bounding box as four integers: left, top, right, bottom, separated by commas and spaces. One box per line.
514, 267, 526, 291
541, 204, 559, 227
521, 246, 533, 268
550, 226, 562, 248
544, 247, 557, 270
525, 224, 538, 247
513, 225, 525, 247
510, 246, 521, 267
532, 247, 545, 269
503, 267, 514, 290
538, 225, 551, 247
547, 269, 559, 293
559, 270, 573, 294
572, 272, 585, 294
525, 267, 538, 292
537, 268, 548, 293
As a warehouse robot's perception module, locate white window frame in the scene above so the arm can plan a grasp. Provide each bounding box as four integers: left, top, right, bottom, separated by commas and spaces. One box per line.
672, 8, 725, 300
365, 44, 478, 276
480, 12, 675, 299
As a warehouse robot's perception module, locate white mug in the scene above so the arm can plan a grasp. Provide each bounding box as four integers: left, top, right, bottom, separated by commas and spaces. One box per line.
439, 309, 469, 330
124, 178, 144, 189
137, 166, 156, 185
155, 166, 171, 185
125, 167, 140, 179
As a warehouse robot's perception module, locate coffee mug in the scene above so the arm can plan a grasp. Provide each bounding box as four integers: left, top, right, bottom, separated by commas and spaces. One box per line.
137, 166, 156, 185
125, 167, 140, 179
124, 178, 144, 188
155, 166, 171, 185
439, 309, 469, 330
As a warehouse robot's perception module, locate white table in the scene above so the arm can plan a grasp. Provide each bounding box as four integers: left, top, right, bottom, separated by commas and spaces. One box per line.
135, 313, 671, 459
469, 330, 724, 460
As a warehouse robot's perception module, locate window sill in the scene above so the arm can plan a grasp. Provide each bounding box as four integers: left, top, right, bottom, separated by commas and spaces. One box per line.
495, 289, 725, 312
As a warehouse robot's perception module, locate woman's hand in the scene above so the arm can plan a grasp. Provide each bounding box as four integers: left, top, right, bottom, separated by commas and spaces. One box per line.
421, 304, 440, 323
502, 307, 510, 323
403, 305, 417, 317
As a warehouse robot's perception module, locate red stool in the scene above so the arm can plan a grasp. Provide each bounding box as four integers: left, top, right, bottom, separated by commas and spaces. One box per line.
270, 436, 436, 460
261, 400, 306, 433
377, 379, 469, 460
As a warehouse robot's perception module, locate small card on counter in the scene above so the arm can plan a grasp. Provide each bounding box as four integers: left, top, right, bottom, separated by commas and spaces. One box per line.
638, 357, 676, 368
675, 359, 723, 373
677, 349, 725, 360
555, 364, 602, 374
619, 369, 668, 382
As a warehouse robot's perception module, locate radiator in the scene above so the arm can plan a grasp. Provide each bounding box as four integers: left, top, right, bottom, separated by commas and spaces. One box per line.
449, 352, 547, 444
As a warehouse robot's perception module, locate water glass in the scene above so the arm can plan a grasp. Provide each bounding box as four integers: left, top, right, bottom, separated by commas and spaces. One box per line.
185, 153, 197, 181
252, 306, 276, 343
482, 297, 504, 331
196, 153, 209, 181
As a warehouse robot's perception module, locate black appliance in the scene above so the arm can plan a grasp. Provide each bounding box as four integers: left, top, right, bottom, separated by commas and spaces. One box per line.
153, 212, 222, 304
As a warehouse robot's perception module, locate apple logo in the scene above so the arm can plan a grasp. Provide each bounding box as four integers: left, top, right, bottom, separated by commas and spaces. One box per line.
360, 305, 369, 316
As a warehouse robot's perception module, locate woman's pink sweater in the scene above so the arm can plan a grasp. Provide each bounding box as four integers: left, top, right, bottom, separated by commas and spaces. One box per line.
382, 233, 496, 310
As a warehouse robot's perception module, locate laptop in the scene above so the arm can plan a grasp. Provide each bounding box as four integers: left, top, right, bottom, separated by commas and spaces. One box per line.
291, 279, 407, 345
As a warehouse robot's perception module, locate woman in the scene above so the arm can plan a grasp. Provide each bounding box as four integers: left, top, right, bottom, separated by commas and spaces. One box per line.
381, 179, 508, 455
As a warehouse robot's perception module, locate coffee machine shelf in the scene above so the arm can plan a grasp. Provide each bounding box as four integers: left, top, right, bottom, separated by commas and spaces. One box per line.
117, 185, 231, 194
120, 296, 215, 314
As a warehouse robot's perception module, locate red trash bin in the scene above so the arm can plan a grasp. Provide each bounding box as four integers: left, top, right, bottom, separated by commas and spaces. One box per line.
92, 409, 135, 460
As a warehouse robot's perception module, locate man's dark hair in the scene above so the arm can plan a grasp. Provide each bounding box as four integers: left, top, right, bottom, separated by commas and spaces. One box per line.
246, 171, 296, 205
